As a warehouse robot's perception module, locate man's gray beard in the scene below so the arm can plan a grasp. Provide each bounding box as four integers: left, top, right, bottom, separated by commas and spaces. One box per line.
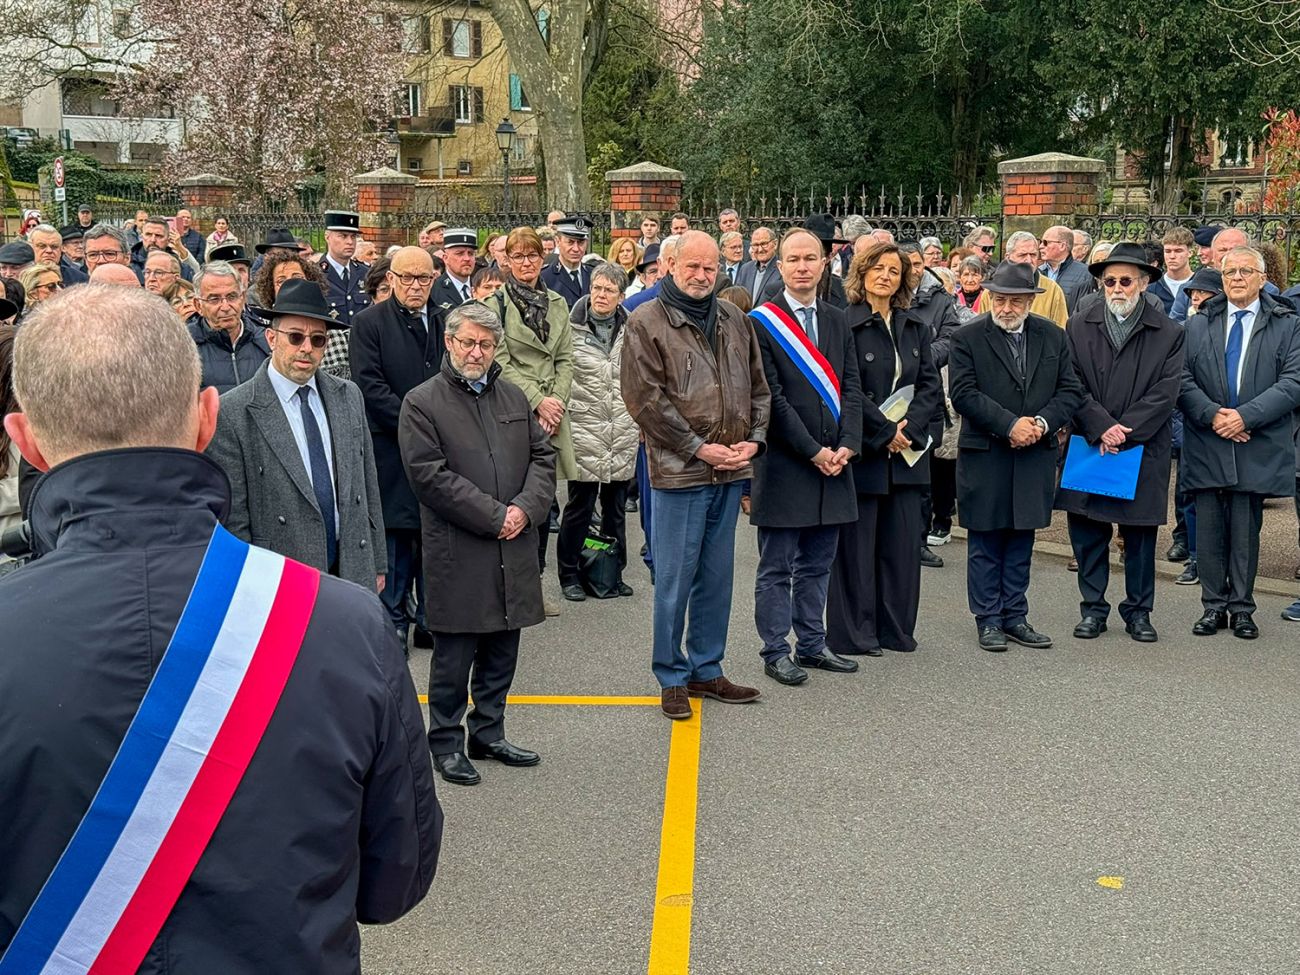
992, 309, 1030, 332
1106, 293, 1140, 319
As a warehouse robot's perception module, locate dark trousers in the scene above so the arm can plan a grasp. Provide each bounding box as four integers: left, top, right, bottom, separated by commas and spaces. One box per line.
382, 528, 425, 635
1172, 453, 1194, 554
1294, 476, 1300, 548
1195, 489, 1264, 614
557, 479, 629, 585
929, 455, 957, 534
826, 488, 923, 653
427, 629, 522, 755
1067, 514, 1156, 622
966, 528, 1036, 630
636, 443, 653, 573
754, 524, 841, 661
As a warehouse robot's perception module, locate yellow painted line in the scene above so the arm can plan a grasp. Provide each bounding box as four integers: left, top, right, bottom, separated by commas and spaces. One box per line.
414, 694, 662, 706
647, 699, 702, 975
1097, 875, 1124, 890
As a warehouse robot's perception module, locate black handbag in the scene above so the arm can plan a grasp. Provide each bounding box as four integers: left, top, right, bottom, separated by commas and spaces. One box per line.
578, 531, 622, 598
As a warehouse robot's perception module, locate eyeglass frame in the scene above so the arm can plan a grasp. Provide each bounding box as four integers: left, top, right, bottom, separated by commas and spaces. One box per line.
450, 335, 499, 353
271, 327, 329, 349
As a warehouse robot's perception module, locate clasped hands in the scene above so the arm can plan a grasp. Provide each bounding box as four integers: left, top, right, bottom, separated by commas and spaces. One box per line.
1211, 408, 1250, 443
535, 396, 565, 436
811, 445, 855, 476
1008, 416, 1046, 448
1098, 423, 1132, 455
498, 503, 529, 540
696, 441, 759, 471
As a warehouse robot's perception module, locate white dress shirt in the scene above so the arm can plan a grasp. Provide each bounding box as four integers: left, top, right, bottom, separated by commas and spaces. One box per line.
267, 362, 338, 532
325, 254, 347, 279
446, 272, 472, 301
783, 291, 818, 345
1224, 297, 1261, 395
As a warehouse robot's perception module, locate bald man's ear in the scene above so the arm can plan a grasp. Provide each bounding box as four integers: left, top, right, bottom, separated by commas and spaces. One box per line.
194, 386, 220, 453
5, 412, 50, 472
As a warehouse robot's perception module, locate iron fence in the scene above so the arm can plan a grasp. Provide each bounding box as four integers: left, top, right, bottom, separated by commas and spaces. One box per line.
401, 210, 614, 255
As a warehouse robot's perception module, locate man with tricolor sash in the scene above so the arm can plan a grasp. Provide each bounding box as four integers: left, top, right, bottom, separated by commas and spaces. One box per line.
0, 285, 440, 974
748, 228, 865, 686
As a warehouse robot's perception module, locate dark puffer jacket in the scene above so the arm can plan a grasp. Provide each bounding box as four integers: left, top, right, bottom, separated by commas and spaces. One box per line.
187, 315, 271, 393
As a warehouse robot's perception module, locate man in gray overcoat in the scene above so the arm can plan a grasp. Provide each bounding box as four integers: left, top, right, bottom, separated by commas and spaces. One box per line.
399, 302, 556, 787
207, 278, 387, 592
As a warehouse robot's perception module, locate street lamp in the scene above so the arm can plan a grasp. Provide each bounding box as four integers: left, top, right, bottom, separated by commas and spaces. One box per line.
496, 118, 517, 210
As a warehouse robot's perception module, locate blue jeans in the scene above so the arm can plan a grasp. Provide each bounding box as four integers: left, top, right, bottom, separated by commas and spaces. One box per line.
650, 482, 742, 688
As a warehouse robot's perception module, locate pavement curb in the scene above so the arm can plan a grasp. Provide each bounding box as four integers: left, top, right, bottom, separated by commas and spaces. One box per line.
948, 527, 1299, 600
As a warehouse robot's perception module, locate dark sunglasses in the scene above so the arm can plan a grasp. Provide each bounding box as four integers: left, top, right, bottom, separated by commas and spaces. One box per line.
980, 245, 995, 253
1102, 276, 1137, 289
273, 328, 328, 349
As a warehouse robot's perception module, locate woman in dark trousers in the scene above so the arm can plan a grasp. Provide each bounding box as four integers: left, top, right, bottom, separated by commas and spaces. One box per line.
826, 241, 942, 655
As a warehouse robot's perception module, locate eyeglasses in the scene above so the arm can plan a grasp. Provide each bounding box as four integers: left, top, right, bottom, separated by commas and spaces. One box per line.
391, 272, 434, 286
1221, 267, 1259, 279
85, 250, 123, 261
507, 252, 542, 263
1102, 276, 1137, 289
198, 292, 244, 306
273, 328, 328, 349
980, 245, 996, 253
451, 336, 498, 353
142, 269, 178, 278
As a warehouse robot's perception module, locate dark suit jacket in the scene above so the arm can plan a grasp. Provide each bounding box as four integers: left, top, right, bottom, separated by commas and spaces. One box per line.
949, 313, 1084, 530
736, 259, 782, 304
541, 261, 590, 309
349, 297, 445, 531
750, 296, 863, 527
845, 304, 942, 495
1044, 255, 1095, 313
430, 273, 473, 316
58, 256, 87, 285
206, 361, 387, 588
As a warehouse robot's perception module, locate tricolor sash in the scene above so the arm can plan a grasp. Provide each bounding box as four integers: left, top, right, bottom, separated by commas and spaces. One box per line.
0, 526, 320, 975
749, 302, 842, 421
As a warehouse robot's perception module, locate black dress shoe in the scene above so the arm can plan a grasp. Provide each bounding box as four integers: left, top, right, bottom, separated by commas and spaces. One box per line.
1124, 613, 1158, 643
624, 498, 639, 512
920, 546, 944, 568
1165, 540, 1190, 562
1073, 616, 1107, 639
1005, 622, 1053, 648
1175, 560, 1199, 585
617, 582, 634, 597
468, 738, 541, 766
795, 648, 859, 673
433, 752, 481, 785
1192, 610, 1228, 635
978, 626, 1007, 651
561, 583, 587, 602
763, 656, 809, 685
1230, 612, 1259, 640
412, 626, 435, 649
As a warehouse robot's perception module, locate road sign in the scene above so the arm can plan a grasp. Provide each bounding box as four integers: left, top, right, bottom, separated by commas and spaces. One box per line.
53, 156, 65, 188
54, 186, 66, 202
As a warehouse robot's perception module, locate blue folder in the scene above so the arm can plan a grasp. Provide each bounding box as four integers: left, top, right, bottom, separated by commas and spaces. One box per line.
1060, 435, 1143, 500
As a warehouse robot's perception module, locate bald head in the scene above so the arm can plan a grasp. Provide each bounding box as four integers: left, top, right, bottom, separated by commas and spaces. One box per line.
672, 231, 720, 298
1211, 227, 1251, 267
387, 246, 435, 312
90, 263, 142, 287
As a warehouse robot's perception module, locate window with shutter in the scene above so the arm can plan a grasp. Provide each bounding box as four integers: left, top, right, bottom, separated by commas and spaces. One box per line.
471, 20, 482, 57
472, 88, 484, 124
441, 18, 453, 55
509, 75, 531, 112
536, 8, 549, 43
452, 86, 472, 123
447, 20, 471, 57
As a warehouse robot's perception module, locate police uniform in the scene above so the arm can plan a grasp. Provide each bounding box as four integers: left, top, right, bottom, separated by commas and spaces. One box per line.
540, 217, 592, 309
429, 227, 478, 314
320, 210, 371, 328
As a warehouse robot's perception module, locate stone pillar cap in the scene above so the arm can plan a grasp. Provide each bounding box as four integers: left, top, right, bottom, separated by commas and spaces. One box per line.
178, 174, 236, 187
605, 161, 684, 182
998, 153, 1106, 175
353, 167, 418, 185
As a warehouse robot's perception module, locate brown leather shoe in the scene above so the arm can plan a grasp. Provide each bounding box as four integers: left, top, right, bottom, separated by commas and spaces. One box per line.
661, 686, 692, 720
686, 676, 761, 704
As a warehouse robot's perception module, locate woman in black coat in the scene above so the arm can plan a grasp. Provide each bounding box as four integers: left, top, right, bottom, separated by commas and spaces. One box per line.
826, 241, 942, 655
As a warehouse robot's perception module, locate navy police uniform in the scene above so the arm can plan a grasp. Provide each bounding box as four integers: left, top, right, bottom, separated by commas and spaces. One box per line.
540, 217, 592, 309
430, 227, 478, 314
320, 210, 371, 328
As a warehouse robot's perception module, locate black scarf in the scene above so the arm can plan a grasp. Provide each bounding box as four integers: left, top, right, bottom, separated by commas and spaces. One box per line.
505, 273, 552, 343
659, 275, 718, 347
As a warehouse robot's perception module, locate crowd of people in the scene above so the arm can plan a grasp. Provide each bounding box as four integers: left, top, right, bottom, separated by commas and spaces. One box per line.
1, 199, 1299, 968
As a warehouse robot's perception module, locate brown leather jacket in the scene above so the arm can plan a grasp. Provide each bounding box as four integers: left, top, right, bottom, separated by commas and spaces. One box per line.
620, 296, 770, 489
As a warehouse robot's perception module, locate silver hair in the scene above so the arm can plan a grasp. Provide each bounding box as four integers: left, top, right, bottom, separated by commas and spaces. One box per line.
750, 226, 776, 243
28, 223, 60, 238
1221, 245, 1266, 273
1005, 230, 1039, 252
1073, 229, 1094, 250
590, 261, 628, 292
719, 231, 742, 247
84, 223, 128, 253
962, 225, 998, 247
919, 236, 943, 252
145, 249, 182, 275
957, 256, 986, 277
446, 301, 505, 341
840, 215, 872, 240
658, 235, 681, 261
930, 266, 957, 291
718, 207, 739, 219
194, 260, 242, 294
13, 285, 201, 459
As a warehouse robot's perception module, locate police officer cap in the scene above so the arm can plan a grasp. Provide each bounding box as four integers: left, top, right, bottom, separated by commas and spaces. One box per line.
208, 243, 250, 266
555, 217, 591, 239
443, 228, 477, 249
1193, 225, 1219, 248
268, 278, 348, 330
0, 241, 35, 266
325, 210, 361, 233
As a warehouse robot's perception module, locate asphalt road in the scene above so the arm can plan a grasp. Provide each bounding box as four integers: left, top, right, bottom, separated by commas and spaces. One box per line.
361, 513, 1300, 975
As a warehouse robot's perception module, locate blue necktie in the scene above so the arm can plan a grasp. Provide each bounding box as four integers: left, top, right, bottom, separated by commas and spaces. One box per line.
799, 306, 817, 346
1225, 309, 1247, 408
295, 385, 337, 570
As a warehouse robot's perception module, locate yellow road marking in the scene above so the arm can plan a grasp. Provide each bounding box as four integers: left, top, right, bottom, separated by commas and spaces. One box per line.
647, 699, 702, 974
1097, 875, 1124, 890
414, 694, 662, 706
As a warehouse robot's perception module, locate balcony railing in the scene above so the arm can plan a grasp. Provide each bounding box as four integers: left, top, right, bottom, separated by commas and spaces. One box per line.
394, 105, 455, 137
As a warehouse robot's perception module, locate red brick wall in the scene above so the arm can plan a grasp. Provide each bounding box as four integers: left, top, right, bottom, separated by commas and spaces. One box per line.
1001, 172, 1099, 216
610, 178, 683, 238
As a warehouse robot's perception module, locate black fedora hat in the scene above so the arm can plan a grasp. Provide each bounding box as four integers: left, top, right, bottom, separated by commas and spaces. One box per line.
0, 295, 17, 321
268, 278, 346, 329
803, 213, 849, 245
637, 243, 660, 271
1088, 241, 1161, 281
1184, 266, 1223, 297
255, 228, 298, 254
208, 243, 250, 266
981, 260, 1045, 295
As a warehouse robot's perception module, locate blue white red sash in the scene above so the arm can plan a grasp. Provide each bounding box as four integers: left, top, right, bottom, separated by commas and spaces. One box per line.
749, 302, 841, 421
0, 526, 320, 975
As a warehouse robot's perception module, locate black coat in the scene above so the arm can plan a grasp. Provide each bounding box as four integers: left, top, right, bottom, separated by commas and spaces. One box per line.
320, 256, 373, 327
844, 303, 942, 495
187, 316, 271, 394
399, 359, 556, 633
1178, 292, 1300, 497
349, 298, 445, 531
541, 261, 591, 309
750, 297, 863, 527
1056, 299, 1184, 525
58, 256, 87, 285
0, 449, 440, 973
430, 272, 473, 315
949, 313, 1085, 530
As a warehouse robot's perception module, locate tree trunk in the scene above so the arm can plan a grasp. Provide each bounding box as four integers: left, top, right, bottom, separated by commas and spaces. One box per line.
536, 103, 588, 208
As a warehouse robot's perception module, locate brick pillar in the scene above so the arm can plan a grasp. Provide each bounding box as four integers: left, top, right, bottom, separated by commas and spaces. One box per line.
354, 167, 417, 250
998, 152, 1106, 239
605, 162, 684, 240
177, 174, 237, 234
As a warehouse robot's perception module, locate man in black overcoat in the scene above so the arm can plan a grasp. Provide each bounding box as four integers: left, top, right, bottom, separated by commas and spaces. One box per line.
749, 229, 864, 686
349, 246, 445, 647
949, 262, 1084, 651
1057, 243, 1184, 643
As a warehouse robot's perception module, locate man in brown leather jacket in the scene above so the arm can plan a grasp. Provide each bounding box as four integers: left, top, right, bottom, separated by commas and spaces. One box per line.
620, 230, 772, 720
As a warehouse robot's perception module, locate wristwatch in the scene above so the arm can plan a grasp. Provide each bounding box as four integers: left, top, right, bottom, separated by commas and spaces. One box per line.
1033, 416, 1049, 434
